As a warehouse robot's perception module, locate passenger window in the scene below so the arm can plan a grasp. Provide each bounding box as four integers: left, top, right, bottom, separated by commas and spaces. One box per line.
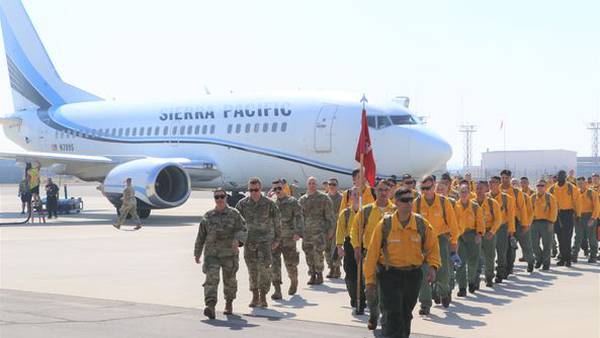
139, 128, 145, 136
245, 123, 251, 133
180, 126, 186, 135
203, 125, 208, 134
118, 128, 123, 136
376, 116, 392, 129
281, 122, 287, 132
194, 125, 200, 134
132, 128, 137, 136
227, 124, 233, 134
154, 126, 159, 136
390, 115, 416, 125
172, 126, 178, 135
163, 126, 169, 135
210, 125, 215, 134
271, 122, 278, 132
111, 128, 116, 136
125, 128, 130, 136
235, 124, 241, 134
263, 123, 269, 132
367, 116, 376, 128
254, 123, 260, 133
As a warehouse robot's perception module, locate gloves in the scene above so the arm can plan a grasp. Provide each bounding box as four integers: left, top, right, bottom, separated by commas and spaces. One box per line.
450, 252, 462, 268
509, 236, 518, 249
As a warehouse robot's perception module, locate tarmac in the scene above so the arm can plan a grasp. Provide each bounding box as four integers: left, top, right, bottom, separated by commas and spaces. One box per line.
1, 183, 599, 338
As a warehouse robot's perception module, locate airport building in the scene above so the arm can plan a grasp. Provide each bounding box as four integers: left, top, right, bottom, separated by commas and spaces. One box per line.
480, 149, 577, 180
577, 156, 600, 178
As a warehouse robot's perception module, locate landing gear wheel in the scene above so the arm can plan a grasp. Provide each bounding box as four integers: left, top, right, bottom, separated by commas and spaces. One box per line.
227, 192, 245, 207
138, 209, 151, 219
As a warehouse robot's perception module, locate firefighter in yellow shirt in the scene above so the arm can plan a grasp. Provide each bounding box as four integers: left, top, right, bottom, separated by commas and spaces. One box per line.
566, 169, 577, 185
489, 176, 516, 283
455, 183, 485, 296
530, 179, 558, 270
364, 188, 440, 338
520, 177, 535, 197
572, 177, 599, 263
474, 181, 502, 287
413, 176, 460, 314
500, 170, 534, 273
549, 170, 581, 266
334, 187, 365, 314
339, 169, 375, 214
350, 180, 395, 330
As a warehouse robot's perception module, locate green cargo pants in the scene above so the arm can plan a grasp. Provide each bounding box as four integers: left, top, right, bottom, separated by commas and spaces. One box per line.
419, 234, 450, 309
480, 230, 496, 281
530, 219, 553, 266
495, 224, 509, 278
573, 213, 597, 259
457, 230, 481, 289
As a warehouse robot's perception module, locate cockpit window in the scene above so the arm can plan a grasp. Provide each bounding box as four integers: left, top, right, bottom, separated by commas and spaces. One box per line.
376, 116, 392, 129
366, 116, 376, 128
390, 115, 417, 125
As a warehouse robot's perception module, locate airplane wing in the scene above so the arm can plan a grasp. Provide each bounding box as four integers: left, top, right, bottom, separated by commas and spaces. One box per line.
0, 149, 221, 182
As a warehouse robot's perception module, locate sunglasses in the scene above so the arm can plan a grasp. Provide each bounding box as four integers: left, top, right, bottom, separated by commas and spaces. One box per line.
273, 187, 283, 191
536, 184, 545, 187
214, 195, 227, 200
249, 188, 260, 192
420, 186, 432, 191
397, 197, 414, 203
328, 183, 337, 186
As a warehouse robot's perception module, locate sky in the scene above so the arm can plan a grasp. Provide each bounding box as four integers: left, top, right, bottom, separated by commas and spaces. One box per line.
3, 0, 599, 168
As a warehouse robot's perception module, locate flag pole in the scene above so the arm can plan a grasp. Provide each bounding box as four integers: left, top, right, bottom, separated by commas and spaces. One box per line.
356, 94, 367, 308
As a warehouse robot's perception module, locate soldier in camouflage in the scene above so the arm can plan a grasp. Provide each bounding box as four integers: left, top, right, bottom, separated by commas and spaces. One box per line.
113, 178, 142, 230
236, 177, 282, 308
299, 177, 336, 285
270, 179, 304, 299
326, 177, 343, 278
194, 188, 247, 319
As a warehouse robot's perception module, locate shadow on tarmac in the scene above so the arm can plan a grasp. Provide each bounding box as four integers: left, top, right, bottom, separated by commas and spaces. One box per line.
272, 294, 319, 309
202, 314, 260, 330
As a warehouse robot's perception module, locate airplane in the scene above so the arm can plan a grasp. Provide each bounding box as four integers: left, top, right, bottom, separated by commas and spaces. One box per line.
0, 0, 451, 219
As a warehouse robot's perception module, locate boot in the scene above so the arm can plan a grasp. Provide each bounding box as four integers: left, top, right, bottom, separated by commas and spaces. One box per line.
288, 278, 298, 295
224, 300, 233, 315
307, 273, 316, 285
485, 277, 494, 287
527, 263, 534, 273
418, 306, 430, 315
259, 290, 268, 308
203, 306, 216, 319
535, 260, 542, 269
457, 288, 467, 297
271, 284, 282, 300
335, 266, 342, 278
468, 283, 476, 294
326, 268, 335, 278
441, 295, 451, 308
249, 289, 259, 307
315, 272, 324, 285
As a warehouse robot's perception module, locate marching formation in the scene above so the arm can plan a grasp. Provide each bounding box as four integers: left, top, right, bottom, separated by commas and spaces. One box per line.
192, 168, 590, 337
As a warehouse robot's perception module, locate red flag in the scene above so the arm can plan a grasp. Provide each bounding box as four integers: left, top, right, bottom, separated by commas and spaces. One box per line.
355, 107, 376, 187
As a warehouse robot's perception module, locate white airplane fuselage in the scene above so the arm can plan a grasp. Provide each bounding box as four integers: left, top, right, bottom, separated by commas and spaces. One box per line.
4, 93, 452, 190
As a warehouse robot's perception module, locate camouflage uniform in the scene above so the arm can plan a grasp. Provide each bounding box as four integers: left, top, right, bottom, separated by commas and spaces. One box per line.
326, 192, 343, 270
236, 195, 282, 293
194, 206, 247, 308
299, 191, 335, 276
272, 195, 304, 286
115, 185, 141, 226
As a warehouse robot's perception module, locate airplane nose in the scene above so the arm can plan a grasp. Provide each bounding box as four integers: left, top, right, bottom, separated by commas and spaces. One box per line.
410, 127, 453, 174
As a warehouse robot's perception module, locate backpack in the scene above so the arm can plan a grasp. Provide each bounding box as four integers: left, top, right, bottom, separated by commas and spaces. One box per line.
549, 183, 576, 206
380, 213, 426, 270
416, 195, 449, 226
532, 193, 551, 211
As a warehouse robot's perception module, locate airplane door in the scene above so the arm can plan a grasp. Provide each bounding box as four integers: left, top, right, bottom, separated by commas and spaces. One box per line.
314, 105, 337, 153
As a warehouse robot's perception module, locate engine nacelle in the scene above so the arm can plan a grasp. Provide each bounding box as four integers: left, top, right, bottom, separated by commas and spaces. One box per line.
103, 158, 191, 209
